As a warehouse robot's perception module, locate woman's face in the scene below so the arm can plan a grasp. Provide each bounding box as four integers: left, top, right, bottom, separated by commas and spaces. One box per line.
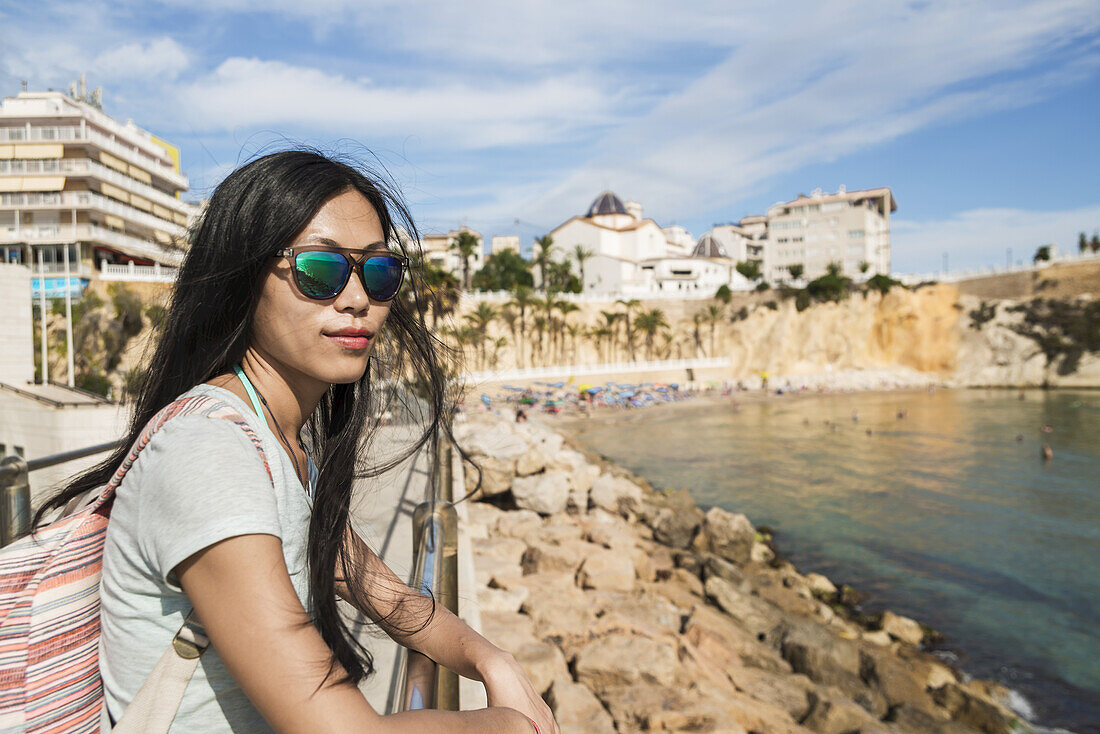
251, 189, 393, 386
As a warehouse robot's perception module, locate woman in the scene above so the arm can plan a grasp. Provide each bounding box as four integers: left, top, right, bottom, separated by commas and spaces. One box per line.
38, 150, 556, 733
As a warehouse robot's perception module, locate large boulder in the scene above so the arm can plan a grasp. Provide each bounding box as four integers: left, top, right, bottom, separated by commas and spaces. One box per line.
700, 507, 757, 564
574, 633, 680, 691
568, 464, 601, 513
494, 509, 543, 539
683, 603, 791, 675
880, 610, 925, 646
704, 575, 783, 644
521, 540, 589, 576
511, 471, 571, 516
589, 474, 643, 517
515, 446, 549, 477
546, 678, 617, 734
473, 536, 527, 568
800, 687, 886, 734
512, 640, 570, 696
781, 622, 888, 718
463, 455, 516, 499
577, 548, 636, 592
461, 422, 530, 461
644, 488, 703, 549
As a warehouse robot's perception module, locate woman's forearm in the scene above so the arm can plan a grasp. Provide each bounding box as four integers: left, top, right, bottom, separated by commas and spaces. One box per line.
385, 706, 532, 733
392, 603, 503, 682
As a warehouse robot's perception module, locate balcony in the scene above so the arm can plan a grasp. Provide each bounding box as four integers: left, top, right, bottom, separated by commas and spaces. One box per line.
99, 261, 178, 283
2, 158, 193, 219
0, 124, 188, 190
0, 223, 184, 265
0, 191, 187, 238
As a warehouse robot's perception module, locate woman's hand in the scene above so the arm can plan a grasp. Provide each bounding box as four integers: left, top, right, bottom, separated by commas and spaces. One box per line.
480, 651, 560, 734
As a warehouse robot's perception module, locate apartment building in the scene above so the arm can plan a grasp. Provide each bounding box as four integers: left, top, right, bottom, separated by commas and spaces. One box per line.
0, 88, 197, 297
418, 226, 485, 277
765, 186, 894, 281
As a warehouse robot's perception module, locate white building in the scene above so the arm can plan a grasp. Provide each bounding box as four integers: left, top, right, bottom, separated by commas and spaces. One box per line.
418, 226, 485, 283
700, 187, 895, 283
0, 87, 197, 298
490, 235, 519, 255
552, 191, 750, 295
0, 263, 127, 498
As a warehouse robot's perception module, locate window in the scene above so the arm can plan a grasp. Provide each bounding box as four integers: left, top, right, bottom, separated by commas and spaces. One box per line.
14, 446, 24, 458
849, 230, 864, 239
0, 443, 6, 456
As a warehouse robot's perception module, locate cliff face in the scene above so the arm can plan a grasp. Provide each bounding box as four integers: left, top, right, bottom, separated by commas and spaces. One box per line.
725, 285, 961, 380
721, 285, 1098, 388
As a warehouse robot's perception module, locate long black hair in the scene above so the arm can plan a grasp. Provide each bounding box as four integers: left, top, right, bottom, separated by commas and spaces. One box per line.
36, 149, 456, 684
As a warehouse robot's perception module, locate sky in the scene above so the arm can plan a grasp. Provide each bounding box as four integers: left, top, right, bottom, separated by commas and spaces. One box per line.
1, 0, 1099, 274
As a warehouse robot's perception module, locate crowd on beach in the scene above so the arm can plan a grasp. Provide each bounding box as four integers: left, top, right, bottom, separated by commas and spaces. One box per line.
460, 367, 945, 421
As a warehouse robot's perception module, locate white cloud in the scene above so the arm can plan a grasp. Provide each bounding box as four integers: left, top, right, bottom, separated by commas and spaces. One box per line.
175, 57, 628, 149
92, 37, 189, 81
892, 204, 1100, 274
508, 0, 1100, 227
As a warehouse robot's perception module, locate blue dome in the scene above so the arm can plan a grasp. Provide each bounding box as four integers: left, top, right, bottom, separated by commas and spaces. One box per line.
586, 191, 628, 217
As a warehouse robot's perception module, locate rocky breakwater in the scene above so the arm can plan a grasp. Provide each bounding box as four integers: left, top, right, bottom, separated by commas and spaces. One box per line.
454, 414, 1035, 734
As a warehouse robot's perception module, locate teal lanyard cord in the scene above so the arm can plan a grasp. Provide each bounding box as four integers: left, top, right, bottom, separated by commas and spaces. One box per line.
232, 364, 269, 431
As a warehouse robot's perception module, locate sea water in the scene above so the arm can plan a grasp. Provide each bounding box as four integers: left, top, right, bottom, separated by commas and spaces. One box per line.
569, 389, 1099, 733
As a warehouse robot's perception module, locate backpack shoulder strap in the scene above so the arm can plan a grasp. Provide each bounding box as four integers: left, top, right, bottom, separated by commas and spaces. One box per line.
109, 394, 275, 733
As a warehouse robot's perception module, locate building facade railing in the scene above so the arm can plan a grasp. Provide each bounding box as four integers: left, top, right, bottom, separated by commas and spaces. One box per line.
1, 158, 192, 218
0, 191, 188, 238
99, 261, 178, 283
0, 223, 183, 265
0, 123, 188, 189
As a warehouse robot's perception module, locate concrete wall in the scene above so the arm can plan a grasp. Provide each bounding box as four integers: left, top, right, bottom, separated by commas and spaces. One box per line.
0, 263, 34, 385
0, 392, 130, 503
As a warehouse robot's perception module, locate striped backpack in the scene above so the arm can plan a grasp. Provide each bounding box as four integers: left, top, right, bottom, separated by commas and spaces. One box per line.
0, 395, 272, 733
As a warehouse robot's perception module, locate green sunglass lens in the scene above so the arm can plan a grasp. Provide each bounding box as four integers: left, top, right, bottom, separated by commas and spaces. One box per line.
295, 252, 349, 298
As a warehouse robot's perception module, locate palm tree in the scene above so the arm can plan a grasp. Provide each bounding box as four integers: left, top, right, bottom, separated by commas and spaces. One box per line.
565, 323, 582, 363
704, 303, 724, 356
616, 298, 641, 361
532, 314, 547, 364
419, 257, 461, 330
533, 235, 555, 292
450, 230, 481, 291
634, 308, 669, 360
572, 245, 594, 291
499, 306, 518, 366
692, 311, 706, 357
599, 310, 621, 360
508, 285, 535, 368
464, 302, 497, 369
588, 325, 611, 363
556, 301, 580, 362
786, 263, 804, 281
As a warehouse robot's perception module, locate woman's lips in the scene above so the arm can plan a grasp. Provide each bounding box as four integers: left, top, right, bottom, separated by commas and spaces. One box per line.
326, 334, 371, 349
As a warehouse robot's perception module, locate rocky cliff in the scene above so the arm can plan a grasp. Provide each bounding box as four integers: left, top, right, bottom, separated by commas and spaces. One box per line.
720, 285, 1098, 388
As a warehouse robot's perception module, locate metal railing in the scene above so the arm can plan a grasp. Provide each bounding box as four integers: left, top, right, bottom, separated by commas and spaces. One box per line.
0, 441, 119, 547
390, 435, 459, 712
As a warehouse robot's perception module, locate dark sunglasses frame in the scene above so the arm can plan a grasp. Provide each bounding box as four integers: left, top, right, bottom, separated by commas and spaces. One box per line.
275, 245, 408, 302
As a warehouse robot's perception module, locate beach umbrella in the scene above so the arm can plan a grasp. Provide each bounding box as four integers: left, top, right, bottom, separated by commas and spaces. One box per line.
480, 394, 491, 405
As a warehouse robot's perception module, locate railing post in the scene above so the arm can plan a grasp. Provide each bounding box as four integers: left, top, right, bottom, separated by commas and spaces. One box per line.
0, 456, 31, 547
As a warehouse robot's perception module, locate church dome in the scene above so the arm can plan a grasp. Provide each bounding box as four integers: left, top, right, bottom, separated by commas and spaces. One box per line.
586, 191, 628, 217
692, 233, 728, 258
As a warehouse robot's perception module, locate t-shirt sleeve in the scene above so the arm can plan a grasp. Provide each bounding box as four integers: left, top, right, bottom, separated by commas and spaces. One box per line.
134, 414, 283, 589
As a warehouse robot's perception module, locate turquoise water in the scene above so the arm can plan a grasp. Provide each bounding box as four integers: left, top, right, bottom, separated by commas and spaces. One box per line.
568, 389, 1099, 733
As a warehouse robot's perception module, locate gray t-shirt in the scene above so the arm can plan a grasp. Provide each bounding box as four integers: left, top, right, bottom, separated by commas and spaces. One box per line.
99, 383, 317, 732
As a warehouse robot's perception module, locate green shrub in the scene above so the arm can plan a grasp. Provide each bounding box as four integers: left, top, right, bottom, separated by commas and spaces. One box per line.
866, 274, 902, 294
